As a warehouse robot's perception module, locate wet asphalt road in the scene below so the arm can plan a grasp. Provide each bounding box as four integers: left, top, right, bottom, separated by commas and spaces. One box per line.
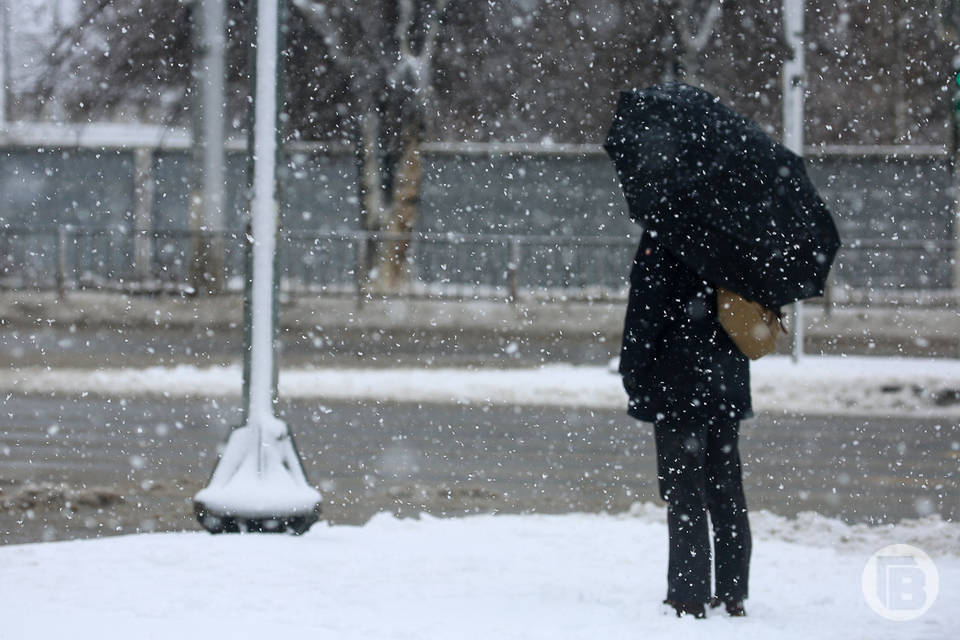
1, 324, 619, 370
1, 393, 957, 546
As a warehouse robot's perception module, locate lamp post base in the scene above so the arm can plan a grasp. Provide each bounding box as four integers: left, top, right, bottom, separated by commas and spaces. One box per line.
193, 419, 323, 535
194, 501, 321, 535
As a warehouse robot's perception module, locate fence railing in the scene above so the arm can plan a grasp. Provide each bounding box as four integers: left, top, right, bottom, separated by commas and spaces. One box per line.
0, 226, 955, 307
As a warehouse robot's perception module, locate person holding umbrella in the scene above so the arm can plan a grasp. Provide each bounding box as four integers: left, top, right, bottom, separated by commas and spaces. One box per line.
604, 84, 840, 619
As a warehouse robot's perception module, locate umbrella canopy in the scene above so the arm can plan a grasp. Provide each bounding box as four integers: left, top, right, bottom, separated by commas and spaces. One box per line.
604, 83, 841, 309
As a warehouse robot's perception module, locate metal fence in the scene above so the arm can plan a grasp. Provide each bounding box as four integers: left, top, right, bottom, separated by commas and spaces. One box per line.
0, 226, 955, 305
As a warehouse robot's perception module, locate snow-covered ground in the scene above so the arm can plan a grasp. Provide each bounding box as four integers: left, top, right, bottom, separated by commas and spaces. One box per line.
1, 503, 955, 639
4, 355, 960, 416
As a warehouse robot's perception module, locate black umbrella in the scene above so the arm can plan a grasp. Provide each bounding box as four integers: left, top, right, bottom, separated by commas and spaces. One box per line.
604, 83, 841, 310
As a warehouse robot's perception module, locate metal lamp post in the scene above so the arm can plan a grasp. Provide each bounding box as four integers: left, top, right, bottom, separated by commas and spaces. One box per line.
194, 0, 321, 534
940, 5, 960, 342
783, 0, 806, 362
189, 0, 228, 294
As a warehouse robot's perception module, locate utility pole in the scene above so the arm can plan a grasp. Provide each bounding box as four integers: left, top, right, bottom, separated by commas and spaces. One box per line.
194, 0, 321, 534
939, 3, 960, 327
783, 0, 805, 362
952, 56, 960, 316
189, 0, 227, 294
0, 0, 9, 126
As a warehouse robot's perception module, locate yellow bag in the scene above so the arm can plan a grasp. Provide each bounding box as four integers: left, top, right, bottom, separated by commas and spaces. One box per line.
716, 288, 786, 360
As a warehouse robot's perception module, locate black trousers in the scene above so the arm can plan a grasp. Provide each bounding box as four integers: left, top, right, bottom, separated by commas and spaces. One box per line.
654, 412, 751, 604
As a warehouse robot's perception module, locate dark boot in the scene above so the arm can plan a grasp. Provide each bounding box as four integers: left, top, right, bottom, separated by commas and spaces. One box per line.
709, 597, 746, 617
663, 599, 706, 619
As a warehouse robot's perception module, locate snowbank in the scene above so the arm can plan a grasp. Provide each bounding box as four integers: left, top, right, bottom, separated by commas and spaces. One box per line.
3, 355, 960, 416
1, 505, 955, 639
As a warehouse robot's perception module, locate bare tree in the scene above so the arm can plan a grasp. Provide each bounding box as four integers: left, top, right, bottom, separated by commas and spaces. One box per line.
660, 0, 724, 85
806, 0, 952, 145
35, 0, 192, 123
292, 0, 450, 292
34, 0, 453, 292
29, 0, 956, 239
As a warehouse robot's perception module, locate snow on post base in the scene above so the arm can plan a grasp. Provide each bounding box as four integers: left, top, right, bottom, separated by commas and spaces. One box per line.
194, 415, 322, 535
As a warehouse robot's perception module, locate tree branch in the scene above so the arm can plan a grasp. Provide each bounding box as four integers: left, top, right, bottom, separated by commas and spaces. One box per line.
689, 0, 722, 53
35, 0, 114, 99
419, 0, 449, 91
396, 0, 414, 59
290, 0, 346, 68
671, 0, 693, 50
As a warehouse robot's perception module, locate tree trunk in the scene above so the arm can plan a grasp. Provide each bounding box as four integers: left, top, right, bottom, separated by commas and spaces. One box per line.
680, 48, 700, 87
891, 5, 908, 142
374, 116, 423, 291
359, 109, 386, 232
356, 106, 385, 292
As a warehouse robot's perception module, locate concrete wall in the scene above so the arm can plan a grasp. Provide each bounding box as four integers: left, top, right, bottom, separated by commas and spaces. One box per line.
0, 143, 953, 290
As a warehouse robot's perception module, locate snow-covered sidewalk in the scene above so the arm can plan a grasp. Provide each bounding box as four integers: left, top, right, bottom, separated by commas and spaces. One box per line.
2, 504, 956, 639
4, 355, 960, 416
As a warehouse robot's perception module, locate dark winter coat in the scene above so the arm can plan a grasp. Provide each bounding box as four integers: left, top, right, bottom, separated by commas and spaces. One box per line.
619, 229, 752, 423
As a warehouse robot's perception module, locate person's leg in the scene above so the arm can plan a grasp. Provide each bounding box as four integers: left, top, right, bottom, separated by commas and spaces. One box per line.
704, 416, 751, 602
654, 414, 711, 604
